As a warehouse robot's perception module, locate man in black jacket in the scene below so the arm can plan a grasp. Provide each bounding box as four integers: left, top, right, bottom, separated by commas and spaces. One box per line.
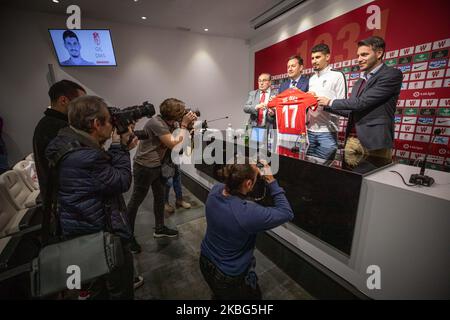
317, 36, 402, 160
32, 80, 86, 200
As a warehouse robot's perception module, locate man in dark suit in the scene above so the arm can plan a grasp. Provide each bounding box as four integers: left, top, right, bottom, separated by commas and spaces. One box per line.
244, 73, 277, 129
33, 80, 86, 201
317, 36, 402, 160
278, 55, 309, 93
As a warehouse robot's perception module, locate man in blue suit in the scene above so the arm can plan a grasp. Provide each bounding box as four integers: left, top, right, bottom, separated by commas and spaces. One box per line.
317, 36, 402, 160
278, 55, 309, 93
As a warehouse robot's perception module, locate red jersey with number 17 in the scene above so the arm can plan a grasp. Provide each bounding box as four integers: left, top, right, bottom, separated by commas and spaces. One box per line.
267, 88, 318, 136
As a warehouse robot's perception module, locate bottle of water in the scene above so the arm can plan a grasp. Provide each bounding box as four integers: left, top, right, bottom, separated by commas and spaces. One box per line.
226, 123, 233, 141
244, 123, 250, 146
299, 133, 307, 151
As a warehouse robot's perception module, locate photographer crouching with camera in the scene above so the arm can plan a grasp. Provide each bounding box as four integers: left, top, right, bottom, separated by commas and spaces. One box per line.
45, 95, 138, 299
127, 98, 197, 252
199, 160, 294, 300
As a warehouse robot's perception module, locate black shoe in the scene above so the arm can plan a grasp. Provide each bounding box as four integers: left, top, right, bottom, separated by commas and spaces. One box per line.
130, 237, 142, 254
153, 225, 179, 238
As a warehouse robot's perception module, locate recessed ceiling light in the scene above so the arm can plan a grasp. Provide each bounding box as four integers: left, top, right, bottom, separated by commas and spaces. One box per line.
141, 16, 147, 20
134, 0, 139, 2
204, 28, 209, 32
52, 0, 59, 3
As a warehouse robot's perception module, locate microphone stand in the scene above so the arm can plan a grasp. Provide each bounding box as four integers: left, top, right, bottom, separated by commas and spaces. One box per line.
409, 129, 441, 187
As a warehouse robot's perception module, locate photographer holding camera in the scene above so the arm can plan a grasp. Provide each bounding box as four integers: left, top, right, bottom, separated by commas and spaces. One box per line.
199, 160, 294, 300
45, 95, 138, 299
127, 98, 197, 252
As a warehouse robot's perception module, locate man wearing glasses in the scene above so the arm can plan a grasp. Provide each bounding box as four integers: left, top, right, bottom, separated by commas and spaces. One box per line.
244, 73, 277, 129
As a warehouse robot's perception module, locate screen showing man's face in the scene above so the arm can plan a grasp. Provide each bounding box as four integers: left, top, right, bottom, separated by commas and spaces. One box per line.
64, 37, 81, 58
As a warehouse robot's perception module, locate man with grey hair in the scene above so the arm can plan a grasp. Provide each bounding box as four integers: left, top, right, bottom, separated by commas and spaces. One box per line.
244, 73, 277, 129
45, 95, 138, 299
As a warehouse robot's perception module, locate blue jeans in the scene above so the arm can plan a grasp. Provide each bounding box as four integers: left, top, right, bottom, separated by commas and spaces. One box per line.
307, 131, 338, 159
163, 165, 182, 203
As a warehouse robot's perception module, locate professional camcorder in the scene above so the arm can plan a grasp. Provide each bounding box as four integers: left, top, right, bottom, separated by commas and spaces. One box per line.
108, 101, 155, 134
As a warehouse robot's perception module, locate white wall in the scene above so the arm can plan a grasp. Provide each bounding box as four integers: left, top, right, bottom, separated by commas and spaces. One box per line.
0, 8, 250, 164
248, 0, 374, 88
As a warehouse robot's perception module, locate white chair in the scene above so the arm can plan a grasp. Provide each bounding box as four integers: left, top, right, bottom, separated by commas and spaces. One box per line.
0, 190, 28, 237
13, 160, 39, 191
0, 170, 39, 210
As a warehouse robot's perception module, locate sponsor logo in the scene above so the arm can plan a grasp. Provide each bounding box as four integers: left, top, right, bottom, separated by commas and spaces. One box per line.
404, 108, 418, 116
417, 117, 434, 125
431, 49, 449, 59
412, 62, 428, 71
395, 116, 402, 123
399, 56, 412, 64
434, 127, 449, 136
415, 42, 432, 53
398, 65, 411, 73
401, 124, 415, 132
397, 100, 405, 107
396, 150, 410, 157
439, 99, 450, 107
424, 79, 443, 88
411, 152, 425, 160
403, 73, 410, 81
402, 116, 417, 124
411, 71, 426, 80
409, 81, 424, 89
385, 58, 397, 67
350, 73, 361, 79
385, 50, 399, 59
414, 134, 431, 142
401, 83, 408, 90
399, 133, 413, 140
438, 108, 450, 117
342, 60, 352, 67
395, 124, 401, 132
414, 53, 430, 62
444, 79, 450, 88
342, 67, 351, 73
447, 68, 450, 77
435, 118, 450, 126
427, 69, 445, 79
428, 156, 445, 164
395, 108, 403, 115
400, 47, 414, 56
433, 136, 449, 145
419, 108, 436, 116
416, 126, 432, 134
394, 132, 399, 139
405, 99, 420, 107
421, 99, 438, 107
429, 59, 448, 69
334, 62, 342, 68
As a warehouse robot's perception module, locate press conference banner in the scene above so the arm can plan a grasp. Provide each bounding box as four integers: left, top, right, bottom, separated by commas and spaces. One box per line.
255, 0, 450, 171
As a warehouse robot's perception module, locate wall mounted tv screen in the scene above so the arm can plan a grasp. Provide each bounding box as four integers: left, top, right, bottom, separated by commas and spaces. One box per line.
49, 29, 117, 66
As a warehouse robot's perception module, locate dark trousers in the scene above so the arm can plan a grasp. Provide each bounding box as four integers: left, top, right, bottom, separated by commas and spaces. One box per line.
199, 255, 261, 300
127, 162, 165, 233
89, 239, 134, 300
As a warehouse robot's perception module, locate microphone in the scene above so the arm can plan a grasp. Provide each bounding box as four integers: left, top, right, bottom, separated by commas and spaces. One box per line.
201, 116, 229, 130
409, 128, 441, 187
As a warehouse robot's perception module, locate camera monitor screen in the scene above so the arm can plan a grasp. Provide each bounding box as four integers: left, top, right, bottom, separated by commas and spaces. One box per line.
49, 29, 117, 66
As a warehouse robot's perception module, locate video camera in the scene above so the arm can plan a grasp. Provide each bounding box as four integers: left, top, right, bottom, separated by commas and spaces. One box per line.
108, 101, 155, 134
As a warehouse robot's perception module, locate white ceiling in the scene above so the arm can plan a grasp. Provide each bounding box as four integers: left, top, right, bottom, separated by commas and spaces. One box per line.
0, 0, 282, 39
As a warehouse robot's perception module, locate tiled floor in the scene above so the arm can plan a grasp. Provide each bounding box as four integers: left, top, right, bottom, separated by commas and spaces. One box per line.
124, 184, 314, 300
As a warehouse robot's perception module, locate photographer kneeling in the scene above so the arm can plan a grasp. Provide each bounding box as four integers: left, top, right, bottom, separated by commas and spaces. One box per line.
127, 98, 197, 252
200, 161, 294, 300
45, 95, 138, 299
